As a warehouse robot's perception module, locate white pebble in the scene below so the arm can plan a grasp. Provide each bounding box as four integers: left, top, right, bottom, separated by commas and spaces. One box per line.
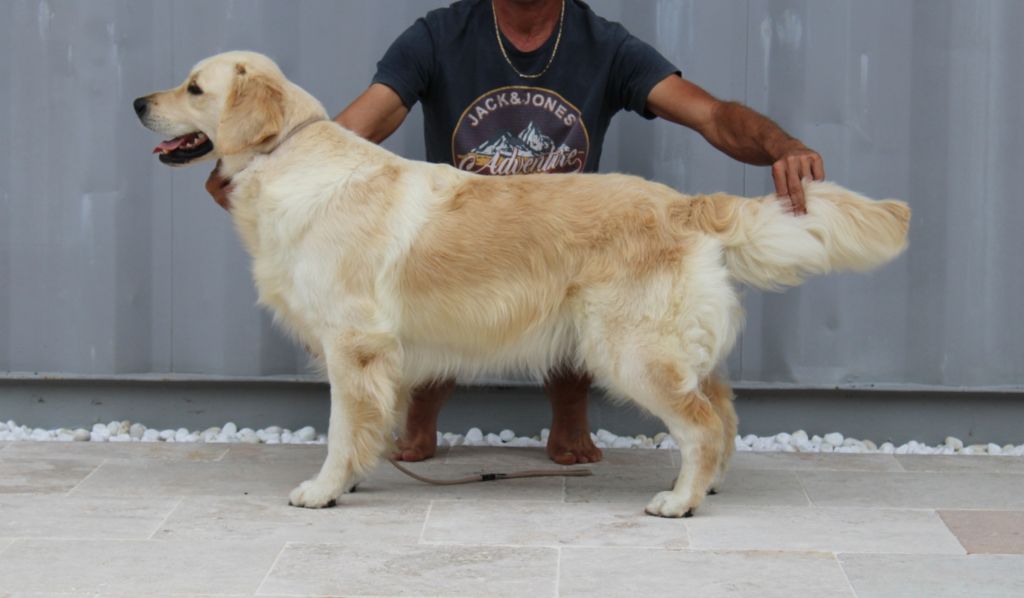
295, 426, 316, 442
824, 432, 844, 446
72, 428, 90, 442
464, 427, 485, 445
987, 443, 1002, 455
221, 422, 238, 437
792, 430, 810, 444
238, 429, 259, 444
142, 429, 160, 442
611, 437, 634, 449
499, 429, 515, 442
945, 436, 964, 451
159, 429, 175, 441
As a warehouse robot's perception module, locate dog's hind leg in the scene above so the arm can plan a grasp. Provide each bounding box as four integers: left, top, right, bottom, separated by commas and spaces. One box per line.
637, 362, 724, 518
289, 329, 401, 508
578, 275, 736, 516
702, 374, 737, 493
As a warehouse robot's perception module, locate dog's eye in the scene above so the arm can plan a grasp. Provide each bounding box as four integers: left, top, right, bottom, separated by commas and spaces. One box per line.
187, 82, 203, 95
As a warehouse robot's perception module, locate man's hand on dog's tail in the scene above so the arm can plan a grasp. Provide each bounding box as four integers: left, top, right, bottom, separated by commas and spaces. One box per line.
771, 144, 825, 215
206, 161, 234, 211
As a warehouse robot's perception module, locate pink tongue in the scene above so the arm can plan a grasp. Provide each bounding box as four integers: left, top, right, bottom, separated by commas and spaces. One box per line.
153, 135, 190, 154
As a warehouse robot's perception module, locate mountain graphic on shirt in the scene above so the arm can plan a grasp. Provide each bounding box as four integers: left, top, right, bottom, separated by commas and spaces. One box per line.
468, 122, 557, 158
517, 122, 556, 153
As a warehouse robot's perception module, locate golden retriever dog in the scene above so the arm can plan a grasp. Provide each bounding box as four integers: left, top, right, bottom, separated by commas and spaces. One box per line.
134, 51, 909, 517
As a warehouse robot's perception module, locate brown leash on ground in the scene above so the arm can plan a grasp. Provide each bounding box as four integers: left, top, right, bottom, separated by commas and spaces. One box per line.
387, 457, 592, 486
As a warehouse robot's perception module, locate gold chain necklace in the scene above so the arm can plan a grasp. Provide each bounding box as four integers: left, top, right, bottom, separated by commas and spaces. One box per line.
492, 0, 565, 80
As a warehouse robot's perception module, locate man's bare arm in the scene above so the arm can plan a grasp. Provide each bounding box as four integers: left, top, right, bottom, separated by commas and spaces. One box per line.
206, 83, 410, 210
335, 83, 409, 143
646, 74, 824, 214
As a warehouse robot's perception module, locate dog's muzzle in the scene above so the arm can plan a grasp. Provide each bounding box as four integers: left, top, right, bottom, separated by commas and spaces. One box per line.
133, 96, 215, 166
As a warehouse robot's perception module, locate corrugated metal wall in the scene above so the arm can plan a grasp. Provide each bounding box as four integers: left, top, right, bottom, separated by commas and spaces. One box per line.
2, 0, 1021, 389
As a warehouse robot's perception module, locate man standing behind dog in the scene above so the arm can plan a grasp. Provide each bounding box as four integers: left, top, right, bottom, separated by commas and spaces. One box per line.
207, 0, 824, 465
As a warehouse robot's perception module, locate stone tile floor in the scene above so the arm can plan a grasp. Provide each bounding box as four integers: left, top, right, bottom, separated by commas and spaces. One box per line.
0, 442, 1023, 597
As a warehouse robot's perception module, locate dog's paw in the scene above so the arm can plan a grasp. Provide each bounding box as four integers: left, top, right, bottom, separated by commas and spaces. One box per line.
644, 491, 697, 518
288, 478, 345, 508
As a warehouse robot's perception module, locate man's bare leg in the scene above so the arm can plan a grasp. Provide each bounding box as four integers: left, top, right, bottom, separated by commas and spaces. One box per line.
393, 378, 456, 461
544, 369, 603, 465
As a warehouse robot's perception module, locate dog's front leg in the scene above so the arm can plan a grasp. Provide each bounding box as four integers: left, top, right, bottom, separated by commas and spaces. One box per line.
289, 330, 401, 508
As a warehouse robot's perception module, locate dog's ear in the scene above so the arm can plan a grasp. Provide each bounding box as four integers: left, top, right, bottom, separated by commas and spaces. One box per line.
215, 63, 284, 155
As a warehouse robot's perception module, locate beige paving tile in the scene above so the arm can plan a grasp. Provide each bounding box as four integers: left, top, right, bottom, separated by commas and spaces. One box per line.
0, 539, 283, 595
566, 467, 810, 507
7, 592, 99, 597
154, 495, 428, 545
896, 454, 1024, 474
731, 451, 904, 472
422, 499, 687, 548
560, 547, 854, 597
96, 594, 247, 598
939, 510, 1024, 555
68, 458, 320, 499
687, 504, 964, 554
258, 543, 558, 597
219, 443, 328, 463
0, 457, 99, 494
1, 441, 228, 463
359, 460, 566, 503
444, 446, 676, 468
839, 553, 1024, 598
800, 471, 1024, 509
0, 495, 179, 540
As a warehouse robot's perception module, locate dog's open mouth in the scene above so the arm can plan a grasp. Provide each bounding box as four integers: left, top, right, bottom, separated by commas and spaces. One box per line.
153, 131, 213, 164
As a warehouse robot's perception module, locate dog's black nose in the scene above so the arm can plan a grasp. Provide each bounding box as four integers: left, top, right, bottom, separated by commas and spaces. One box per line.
133, 97, 148, 118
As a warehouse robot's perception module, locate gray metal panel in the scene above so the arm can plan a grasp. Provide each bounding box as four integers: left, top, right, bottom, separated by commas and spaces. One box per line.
1, 1, 1021, 389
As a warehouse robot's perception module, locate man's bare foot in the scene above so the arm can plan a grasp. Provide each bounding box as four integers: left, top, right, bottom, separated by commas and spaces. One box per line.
392, 379, 455, 462
393, 429, 437, 461
544, 368, 603, 465
547, 425, 603, 465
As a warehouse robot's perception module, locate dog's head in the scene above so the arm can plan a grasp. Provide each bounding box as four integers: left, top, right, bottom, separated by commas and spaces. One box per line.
134, 51, 317, 166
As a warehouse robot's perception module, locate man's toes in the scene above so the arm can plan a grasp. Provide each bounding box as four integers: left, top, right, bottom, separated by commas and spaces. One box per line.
546, 433, 603, 465
551, 452, 579, 466
394, 434, 438, 462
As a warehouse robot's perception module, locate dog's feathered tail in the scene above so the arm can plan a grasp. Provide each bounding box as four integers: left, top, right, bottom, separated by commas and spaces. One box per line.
685, 181, 910, 290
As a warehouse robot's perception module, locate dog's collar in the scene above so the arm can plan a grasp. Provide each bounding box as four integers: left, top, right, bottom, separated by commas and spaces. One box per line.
271, 115, 327, 153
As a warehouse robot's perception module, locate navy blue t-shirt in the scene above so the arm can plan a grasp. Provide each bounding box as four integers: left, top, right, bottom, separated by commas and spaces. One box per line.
372, 0, 679, 174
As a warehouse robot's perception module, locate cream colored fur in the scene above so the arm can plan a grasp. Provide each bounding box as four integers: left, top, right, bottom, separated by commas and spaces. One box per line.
137, 52, 910, 517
